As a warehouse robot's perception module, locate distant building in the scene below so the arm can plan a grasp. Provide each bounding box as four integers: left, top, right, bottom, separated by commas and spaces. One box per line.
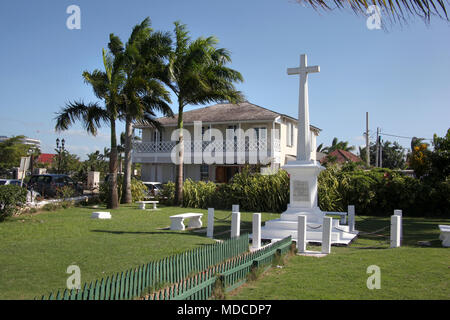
0, 135, 41, 151
320, 149, 362, 165
37, 153, 56, 165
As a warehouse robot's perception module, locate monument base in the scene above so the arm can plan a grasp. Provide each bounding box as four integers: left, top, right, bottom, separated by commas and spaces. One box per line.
260, 207, 358, 245
260, 160, 358, 245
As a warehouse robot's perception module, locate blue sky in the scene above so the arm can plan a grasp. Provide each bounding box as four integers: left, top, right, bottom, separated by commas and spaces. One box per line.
0, 0, 449, 159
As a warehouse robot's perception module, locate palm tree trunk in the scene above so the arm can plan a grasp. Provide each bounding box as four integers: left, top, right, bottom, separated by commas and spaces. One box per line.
175, 104, 184, 205
108, 118, 119, 209
122, 116, 133, 204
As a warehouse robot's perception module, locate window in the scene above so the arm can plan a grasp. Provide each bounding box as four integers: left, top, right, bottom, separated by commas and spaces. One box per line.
287, 122, 293, 147
200, 164, 209, 181
254, 127, 267, 140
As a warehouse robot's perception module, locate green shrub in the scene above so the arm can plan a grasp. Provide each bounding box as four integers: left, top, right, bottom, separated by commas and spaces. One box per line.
157, 181, 175, 206
99, 176, 148, 204
180, 168, 289, 212
55, 185, 75, 200
0, 185, 28, 221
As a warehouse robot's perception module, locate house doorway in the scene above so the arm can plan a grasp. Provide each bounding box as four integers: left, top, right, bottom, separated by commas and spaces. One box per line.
215, 165, 241, 183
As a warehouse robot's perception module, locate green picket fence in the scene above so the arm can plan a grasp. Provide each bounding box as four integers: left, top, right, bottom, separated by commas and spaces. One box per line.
144, 236, 293, 300
39, 234, 250, 300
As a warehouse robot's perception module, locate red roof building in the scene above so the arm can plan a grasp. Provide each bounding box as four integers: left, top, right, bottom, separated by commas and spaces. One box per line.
320, 149, 362, 165
37, 153, 56, 164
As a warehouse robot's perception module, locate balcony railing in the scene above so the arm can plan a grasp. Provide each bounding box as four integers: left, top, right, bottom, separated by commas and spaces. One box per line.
132, 138, 280, 154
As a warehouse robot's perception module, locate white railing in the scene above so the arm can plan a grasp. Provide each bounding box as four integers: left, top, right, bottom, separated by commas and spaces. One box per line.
133, 138, 281, 154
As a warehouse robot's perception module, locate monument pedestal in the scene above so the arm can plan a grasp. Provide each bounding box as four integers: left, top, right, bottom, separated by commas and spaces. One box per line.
260, 160, 358, 245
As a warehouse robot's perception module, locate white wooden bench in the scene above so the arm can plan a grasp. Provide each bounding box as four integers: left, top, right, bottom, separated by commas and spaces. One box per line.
170, 213, 203, 231
439, 225, 450, 247
135, 200, 159, 210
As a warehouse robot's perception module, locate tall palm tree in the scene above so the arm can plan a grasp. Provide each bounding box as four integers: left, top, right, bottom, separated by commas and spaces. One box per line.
109, 18, 173, 204
165, 22, 245, 205
295, 0, 448, 24
55, 49, 124, 209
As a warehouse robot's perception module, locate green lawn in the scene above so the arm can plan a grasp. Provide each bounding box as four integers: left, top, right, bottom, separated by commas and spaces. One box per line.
1, 205, 449, 300
0, 204, 278, 300
230, 216, 450, 300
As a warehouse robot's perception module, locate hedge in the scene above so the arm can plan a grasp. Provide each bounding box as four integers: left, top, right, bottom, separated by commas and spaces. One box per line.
0, 185, 28, 221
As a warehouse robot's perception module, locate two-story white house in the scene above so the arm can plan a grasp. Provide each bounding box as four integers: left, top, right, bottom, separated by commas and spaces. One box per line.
132, 102, 321, 183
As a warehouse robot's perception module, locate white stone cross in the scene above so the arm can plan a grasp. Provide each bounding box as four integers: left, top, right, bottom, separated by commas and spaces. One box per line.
287, 54, 320, 161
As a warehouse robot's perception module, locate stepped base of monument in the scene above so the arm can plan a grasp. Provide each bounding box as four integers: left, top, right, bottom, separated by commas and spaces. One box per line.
260, 209, 358, 245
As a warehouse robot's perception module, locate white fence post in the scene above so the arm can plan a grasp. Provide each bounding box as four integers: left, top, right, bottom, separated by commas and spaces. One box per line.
232, 204, 239, 213
348, 205, 355, 232
207, 208, 214, 238
231, 211, 241, 238
394, 209, 403, 240
322, 217, 332, 254
390, 215, 401, 248
252, 213, 261, 250
297, 215, 307, 253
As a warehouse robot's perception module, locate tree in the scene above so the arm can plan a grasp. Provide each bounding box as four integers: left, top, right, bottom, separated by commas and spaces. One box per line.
408, 141, 432, 178
360, 140, 406, 169
429, 128, 450, 180
55, 48, 125, 209
109, 18, 173, 204
0, 136, 37, 174
295, 0, 448, 24
50, 150, 81, 174
165, 22, 245, 204
322, 137, 355, 154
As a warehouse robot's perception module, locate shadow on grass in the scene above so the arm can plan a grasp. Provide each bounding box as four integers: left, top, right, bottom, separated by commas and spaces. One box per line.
91, 229, 206, 237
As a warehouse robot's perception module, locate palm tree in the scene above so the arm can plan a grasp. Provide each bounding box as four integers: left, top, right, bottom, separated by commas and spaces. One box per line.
109, 18, 173, 204
55, 49, 124, 209
323, 137, 355, 154
295, 0, 448, 24
165, 22, 245, 205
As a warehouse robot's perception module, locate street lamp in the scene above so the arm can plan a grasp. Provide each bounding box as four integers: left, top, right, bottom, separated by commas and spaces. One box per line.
56, 138, 66, 174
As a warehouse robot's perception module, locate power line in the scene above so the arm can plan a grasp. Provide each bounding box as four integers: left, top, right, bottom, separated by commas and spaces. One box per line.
379, 132, 433, 141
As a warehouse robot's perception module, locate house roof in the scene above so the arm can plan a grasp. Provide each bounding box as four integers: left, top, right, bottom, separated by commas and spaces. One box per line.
320, 149, 362, 164
134, 102, 321, 133
37, 153, 55, 164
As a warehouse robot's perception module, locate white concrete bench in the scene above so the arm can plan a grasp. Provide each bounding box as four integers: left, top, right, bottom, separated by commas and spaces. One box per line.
91, 212, 111, 219
136, 200, 159, 210
439, 225, 450, 247
170, 213, 203, 231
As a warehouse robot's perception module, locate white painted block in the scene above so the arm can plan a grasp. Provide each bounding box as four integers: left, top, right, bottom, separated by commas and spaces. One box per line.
207, 208, 214, 238
91, 212, 111, 219
231, 212, 241, 238
394, 209, 403, 239
322, 217, 332, 254
348, 205, 355, 232
390, 215, 401, 248
297, 215, 307, 253
252, 213, 261, 250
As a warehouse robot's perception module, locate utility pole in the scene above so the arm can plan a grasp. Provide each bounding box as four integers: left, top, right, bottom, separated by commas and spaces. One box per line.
379, 135, 383, 168
375, 127, 379, 167
365, 112, 370, 167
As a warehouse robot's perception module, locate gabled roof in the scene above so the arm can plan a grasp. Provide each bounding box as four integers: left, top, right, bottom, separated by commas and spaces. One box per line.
134, 102, 321, 132
320, 149, 362, 164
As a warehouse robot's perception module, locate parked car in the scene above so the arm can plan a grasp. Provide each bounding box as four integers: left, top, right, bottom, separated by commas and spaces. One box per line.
27, 174, 82, 198
0, 179, 24, 186
142, 182, 162, 198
